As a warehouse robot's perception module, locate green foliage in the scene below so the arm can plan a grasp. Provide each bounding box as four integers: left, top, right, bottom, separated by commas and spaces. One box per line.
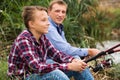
0, 0, 51, 44
64, 0, 104, 47
110, 8, 120, 29
0, 0, 119, 48
0, 0, 72, 49
0, 0, 26, 43
63, 0, 118, 48
0, 60, 10, 80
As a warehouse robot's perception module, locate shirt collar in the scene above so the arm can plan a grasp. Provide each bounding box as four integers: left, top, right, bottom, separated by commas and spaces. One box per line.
48, 17, 64, 29
27, 29, 42, 45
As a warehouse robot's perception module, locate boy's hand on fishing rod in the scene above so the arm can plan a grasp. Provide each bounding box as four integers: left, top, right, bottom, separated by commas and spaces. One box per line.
88, 48, 101, 57
67, 59, 87, 72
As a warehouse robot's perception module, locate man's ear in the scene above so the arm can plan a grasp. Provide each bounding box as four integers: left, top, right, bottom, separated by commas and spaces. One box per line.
47, 8, 50, 15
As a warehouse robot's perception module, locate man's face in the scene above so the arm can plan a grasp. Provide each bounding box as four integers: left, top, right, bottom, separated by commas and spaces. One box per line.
30, 10, 50, 34
48, 3, 67, 25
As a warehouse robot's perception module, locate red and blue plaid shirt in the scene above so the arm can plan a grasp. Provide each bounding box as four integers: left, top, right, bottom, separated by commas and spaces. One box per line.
8, 30, 74, 77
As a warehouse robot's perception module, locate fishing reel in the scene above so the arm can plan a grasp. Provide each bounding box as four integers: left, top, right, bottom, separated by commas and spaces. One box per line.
84, 43, 120, 72
89, 58, 113, 72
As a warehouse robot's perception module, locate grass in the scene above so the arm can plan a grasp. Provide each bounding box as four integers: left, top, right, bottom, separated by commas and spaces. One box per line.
0, 60, 10, 80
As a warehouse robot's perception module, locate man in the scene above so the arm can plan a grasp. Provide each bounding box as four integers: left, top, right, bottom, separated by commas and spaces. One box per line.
8, 6, 87, 80
46, 0, 101, 79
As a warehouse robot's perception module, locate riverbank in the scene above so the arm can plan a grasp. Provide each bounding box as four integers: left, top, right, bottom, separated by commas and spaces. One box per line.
96, 40, 120, 64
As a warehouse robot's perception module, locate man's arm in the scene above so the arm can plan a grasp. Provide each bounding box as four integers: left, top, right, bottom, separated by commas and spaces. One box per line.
46, 25, 88, 57
45, 36, 74, 63
45, 37, 88, 72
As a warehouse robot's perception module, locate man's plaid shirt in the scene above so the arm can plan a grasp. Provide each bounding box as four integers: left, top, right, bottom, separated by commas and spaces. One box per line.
8, 30, 74, 77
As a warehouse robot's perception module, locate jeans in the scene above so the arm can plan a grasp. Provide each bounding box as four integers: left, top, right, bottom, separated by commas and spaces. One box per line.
26, 58, 94, 80
25, 68, 94, 80
64, 68, 94, 80
25, 69, 69, 80
46, 58, 94, 80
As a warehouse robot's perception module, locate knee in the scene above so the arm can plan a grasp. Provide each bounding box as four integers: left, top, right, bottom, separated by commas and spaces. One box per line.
52, 69, 66, 76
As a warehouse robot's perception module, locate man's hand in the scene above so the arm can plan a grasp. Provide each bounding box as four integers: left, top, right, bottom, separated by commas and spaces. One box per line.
67, 59, 87, 72
88, 48, 101, 57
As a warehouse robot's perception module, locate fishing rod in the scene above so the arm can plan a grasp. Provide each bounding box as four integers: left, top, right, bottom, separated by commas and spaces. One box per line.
84, 43, 120, 72
85, 43, 120, 63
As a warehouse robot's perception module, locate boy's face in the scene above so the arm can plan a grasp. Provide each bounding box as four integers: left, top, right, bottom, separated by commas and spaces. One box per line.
48, 3, 67, 25
30, 10, 50, 34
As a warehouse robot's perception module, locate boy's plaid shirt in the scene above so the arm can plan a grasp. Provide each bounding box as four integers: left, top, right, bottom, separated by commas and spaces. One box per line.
8, 30, 74, 77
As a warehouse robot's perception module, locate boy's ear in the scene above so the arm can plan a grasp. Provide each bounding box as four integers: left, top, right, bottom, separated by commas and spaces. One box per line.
28, 21, 34, 28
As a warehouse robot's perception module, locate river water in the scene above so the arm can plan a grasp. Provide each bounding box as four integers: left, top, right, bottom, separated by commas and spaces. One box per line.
96, 40, 120, 64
